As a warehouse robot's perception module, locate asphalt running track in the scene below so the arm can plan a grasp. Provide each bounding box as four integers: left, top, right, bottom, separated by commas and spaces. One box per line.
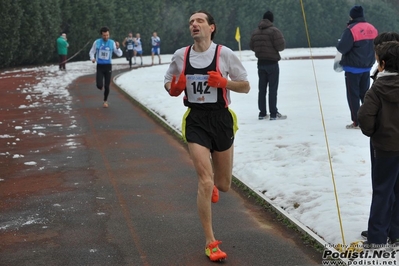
0, 65, 322, 265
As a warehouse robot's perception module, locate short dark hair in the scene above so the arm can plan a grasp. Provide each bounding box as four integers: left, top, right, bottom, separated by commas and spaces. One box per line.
100, 26, 110, 34
374, 32, 399, 46
375, 41, 399, 72
191, 10, 217, 40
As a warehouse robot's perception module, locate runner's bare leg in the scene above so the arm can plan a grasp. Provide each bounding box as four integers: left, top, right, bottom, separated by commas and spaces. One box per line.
188, 142, 215, 245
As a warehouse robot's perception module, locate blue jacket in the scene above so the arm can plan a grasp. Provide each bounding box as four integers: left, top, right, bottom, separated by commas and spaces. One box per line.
336, 18, 378, 71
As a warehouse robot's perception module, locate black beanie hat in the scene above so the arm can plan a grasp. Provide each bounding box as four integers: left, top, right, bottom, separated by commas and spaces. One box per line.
263, 11, 274, 22
350, 5, 364, 19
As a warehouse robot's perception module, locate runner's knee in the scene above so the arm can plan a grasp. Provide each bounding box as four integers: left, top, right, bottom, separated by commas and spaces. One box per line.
198, 178, 214, 191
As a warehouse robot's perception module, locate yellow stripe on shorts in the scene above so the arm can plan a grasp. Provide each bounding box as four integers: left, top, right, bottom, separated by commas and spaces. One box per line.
228, 108, 239, 135
181, 108, 191, 142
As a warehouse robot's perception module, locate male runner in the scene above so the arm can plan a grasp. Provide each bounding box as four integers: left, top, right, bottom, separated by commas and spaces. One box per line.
123, 32, 135, 68
89, 26, 123, 108
164, 10, 250, 262
151, 32, 161, 65
134, 33, 143, 66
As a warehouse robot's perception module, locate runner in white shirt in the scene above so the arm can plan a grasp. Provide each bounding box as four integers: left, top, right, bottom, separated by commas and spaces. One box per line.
134, 33, 143, 66
151, 32, 161, 65
164, 10, 250, 262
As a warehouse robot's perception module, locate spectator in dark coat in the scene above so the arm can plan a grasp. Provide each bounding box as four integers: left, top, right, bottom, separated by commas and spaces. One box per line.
336, 5, 378, 129
250, 11, 286, 120
358, 41, 399, 248
357, 31, 399, 242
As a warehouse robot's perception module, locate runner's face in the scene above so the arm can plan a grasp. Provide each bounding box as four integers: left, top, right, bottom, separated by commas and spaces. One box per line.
189, 13, 214, 40
102, 31, 110, 41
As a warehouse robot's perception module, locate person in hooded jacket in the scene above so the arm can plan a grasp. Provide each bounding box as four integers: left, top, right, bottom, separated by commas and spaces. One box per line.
250, 10, 286, 121
359, 32, 399, 241
358, 41, 399, 248
336, 5, 378, 129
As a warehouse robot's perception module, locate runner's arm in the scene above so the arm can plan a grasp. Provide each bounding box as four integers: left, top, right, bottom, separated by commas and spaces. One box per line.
164, 51, 183, 93
89, 41, 97, 62
113, 42, 123, 57
221, 47, 250, 93
225, 80, 250, 93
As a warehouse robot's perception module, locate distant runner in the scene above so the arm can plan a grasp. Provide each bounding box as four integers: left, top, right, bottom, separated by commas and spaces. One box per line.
89, 26, 123, 108
151, 32, 161, 65
123, 32, 135, 69
134, 33, 143, 66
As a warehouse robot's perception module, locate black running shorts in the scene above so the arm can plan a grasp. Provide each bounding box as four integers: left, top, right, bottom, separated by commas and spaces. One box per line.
182, 108, 238, 152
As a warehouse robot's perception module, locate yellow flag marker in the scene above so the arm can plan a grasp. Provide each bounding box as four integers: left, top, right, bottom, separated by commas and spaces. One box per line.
235, 27, 241, 42
235, 27, 241, 60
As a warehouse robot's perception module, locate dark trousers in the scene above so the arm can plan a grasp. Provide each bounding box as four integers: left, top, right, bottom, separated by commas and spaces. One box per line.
59, 55, 67, 70
258, 63, 279, 117
345, 71, 370, 126
370, 140, 375, 173
96, 64, 112, 101
126, 50, 134, 67
367, 154, 399, 244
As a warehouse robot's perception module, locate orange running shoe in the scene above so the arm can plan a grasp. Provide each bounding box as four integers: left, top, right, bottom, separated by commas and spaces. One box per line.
211, 185, 219, 203
205, 240, 227, 261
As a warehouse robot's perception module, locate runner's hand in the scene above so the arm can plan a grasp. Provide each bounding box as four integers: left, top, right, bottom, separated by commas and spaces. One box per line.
169, 74, 186, 96
207, 71, 227, 88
